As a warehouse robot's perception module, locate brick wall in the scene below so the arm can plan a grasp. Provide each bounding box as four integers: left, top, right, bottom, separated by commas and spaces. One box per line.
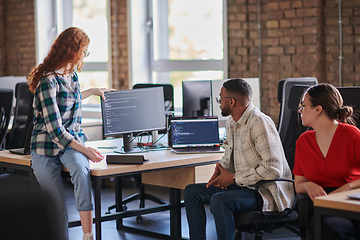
228, 0, 360, 123
110, 0, 129, 90
325, 0, 360, 86
0, 0, 6, 75
1, 0, 360, 124
0, 0, 36, 76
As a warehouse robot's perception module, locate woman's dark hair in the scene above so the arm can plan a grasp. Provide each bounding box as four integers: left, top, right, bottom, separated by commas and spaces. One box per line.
306, 83, 356, 125
223, 78, 252, 99
27, 27, 90, 93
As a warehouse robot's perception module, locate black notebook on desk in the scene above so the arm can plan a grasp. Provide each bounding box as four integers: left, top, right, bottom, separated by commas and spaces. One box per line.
170, 116, 224, 154
106, 155, 149, 164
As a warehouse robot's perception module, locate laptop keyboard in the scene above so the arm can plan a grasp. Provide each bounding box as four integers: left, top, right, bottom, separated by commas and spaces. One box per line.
173, 146, 221, 153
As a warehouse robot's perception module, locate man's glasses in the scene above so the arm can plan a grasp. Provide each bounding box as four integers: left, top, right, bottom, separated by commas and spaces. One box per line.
216, 96, 233, 104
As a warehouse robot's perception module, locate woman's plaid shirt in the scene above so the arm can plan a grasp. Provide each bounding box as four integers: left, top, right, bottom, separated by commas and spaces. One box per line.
30, 72, 88, 156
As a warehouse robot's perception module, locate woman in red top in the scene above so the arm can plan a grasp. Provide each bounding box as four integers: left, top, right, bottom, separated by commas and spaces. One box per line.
293, 83, 360, 240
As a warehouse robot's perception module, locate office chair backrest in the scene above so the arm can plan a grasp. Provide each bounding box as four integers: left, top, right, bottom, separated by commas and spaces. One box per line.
133, 83, 174, 113
281, 85, 310, 170
6, 82, 34, 149
337, 87, 360, 129
0, 89, 13, 149
277, 77, 318, 142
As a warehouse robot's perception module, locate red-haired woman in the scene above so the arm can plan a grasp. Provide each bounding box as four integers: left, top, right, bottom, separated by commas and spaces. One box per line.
27, 27, 113, 240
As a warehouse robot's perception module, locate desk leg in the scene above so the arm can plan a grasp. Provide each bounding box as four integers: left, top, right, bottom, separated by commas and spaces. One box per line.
314, 207, 322, 240
170, 188, 181, 240
94, 177, 102, 240
115, 176, 123, 229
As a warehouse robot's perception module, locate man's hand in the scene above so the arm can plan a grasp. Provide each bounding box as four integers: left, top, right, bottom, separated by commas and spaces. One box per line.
206, 162, 221, 187
206, 162, 235, 189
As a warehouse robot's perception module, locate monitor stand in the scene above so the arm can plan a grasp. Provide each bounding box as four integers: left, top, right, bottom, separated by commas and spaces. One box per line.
118, 133, 149, 154
147, 130, 166, 150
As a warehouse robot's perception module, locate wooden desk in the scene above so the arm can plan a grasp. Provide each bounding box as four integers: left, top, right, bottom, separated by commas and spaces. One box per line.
0, 138, 221, 240
313, 188, 360, 240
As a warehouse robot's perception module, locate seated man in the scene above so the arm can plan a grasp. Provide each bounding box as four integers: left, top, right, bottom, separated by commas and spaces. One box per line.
184, 78, 295, 240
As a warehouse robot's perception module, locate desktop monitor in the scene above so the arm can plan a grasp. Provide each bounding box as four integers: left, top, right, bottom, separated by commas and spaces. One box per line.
182, 80, 212, 117
101, 87, 166, 152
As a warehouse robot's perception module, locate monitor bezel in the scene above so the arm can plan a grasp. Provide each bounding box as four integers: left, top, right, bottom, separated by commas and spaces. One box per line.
101, 87, 166, 138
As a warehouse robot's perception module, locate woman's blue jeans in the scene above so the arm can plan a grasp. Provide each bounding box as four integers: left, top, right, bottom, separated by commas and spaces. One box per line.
31, 146, 93, 240
184, 183, 262, 240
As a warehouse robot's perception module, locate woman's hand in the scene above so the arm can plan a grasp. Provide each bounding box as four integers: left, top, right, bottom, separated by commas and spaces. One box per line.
81, 88, 115, 100
304, 181, 327, 201
92, 88, 115, 100
83, 146, 104, 163
330, 181, 357, 195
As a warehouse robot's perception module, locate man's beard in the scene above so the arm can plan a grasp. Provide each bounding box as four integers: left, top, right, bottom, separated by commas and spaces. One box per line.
221, 105, 230, 117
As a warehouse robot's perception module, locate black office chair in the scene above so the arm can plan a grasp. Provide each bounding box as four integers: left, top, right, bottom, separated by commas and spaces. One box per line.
106, 83, 173, 222
337, 87, 360, 128
0, 89, 13, 150
297, 86, 360, 240
233, 82, 315, 240
277, 77, 317, 170
277, 78, 318, 146
234, 180, 298, 240
6, 82, 34, 149
0, 183, 62, 240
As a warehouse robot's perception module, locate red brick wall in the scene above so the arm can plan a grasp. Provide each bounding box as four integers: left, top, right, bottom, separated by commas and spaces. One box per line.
0, 0, 35, 76
1, 0, 360, 124
228, 0, 360, 123
110, 0, 129, 90
0, 0, 6, 75
325, 0, 360, 86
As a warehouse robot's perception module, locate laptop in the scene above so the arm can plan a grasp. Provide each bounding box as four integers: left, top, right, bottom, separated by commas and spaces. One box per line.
9, 122, 33, 155
347, 192, 360, 201
170, 116, 224, 154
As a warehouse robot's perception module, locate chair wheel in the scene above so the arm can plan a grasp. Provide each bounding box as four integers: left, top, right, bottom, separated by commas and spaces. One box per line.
105, 211, 111, 215
136, 215, 143, 223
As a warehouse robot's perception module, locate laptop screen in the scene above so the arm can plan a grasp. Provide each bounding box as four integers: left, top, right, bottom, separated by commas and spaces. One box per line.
171, 117, 220, 148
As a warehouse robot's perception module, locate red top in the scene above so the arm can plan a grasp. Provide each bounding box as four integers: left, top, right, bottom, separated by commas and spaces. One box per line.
293, 122, 360, 188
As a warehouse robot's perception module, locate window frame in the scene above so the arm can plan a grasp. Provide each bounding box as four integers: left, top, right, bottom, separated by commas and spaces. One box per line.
148, 0, 228, 75
35, 0, 112, 114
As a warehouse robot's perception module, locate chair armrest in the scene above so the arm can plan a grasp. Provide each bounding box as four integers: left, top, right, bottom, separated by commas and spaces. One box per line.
252, 178, 296, 217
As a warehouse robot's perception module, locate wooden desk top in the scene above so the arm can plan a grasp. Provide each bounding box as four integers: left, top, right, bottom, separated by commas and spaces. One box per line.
313, 188, 360, 213
0, 138, 223, 177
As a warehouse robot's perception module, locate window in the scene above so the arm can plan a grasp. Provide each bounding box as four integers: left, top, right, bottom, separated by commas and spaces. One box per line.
72, 0, 110, 105
35, 0, 111, 106
129, 0, 227, 112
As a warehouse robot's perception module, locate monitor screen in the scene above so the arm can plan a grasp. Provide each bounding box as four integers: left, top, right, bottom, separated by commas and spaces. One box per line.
101, 87, 166, 137
182, 80, 212, 117
170, 117, 220, 148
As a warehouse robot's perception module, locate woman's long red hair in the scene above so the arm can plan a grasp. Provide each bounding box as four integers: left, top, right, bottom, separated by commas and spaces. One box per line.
27, 27, 90, 93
